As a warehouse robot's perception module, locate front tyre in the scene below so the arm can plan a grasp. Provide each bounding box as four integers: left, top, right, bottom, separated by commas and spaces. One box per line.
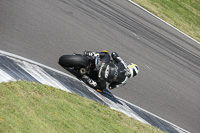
59, 55, 89, 67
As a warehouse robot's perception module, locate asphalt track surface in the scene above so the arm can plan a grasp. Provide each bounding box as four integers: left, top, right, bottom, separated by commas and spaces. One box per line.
0, 0, 200, 132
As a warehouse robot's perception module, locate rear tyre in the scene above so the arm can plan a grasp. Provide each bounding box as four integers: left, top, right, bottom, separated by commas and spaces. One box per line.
59, 55, 89, 67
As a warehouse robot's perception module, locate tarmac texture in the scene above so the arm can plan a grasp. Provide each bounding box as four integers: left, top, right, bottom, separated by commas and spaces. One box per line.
1, 0, 200, 132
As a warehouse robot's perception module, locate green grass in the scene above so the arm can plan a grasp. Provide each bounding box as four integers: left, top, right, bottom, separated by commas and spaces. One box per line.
0, 81, 164, 133
132, 0, 200, 42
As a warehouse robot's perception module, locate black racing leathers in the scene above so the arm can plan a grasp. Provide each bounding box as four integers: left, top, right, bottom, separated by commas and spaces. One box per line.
84, 51, 128, 91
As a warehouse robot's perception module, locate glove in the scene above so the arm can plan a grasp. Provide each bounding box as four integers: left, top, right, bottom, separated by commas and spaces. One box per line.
111, 52, 119, 59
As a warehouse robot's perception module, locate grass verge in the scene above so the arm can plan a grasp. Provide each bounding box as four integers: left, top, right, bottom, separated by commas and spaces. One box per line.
0, 81, 164, 133
132, 0, 200, 42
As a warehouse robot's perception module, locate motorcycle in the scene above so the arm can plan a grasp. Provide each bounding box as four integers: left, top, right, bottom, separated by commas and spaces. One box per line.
59, 53, 100, 80
58, 53, 117, 95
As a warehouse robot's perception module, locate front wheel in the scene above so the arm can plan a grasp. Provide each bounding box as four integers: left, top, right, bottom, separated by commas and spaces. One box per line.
59, 55, 89, 67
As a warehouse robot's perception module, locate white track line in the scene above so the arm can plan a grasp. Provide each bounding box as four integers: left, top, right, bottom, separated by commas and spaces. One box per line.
0, 69, 16, 82
116, 96, 190, 133
0, 50, 78, 81
127, 0, 200, 45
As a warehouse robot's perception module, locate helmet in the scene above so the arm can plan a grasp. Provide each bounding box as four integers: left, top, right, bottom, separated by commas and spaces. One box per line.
127, 63, 139, 78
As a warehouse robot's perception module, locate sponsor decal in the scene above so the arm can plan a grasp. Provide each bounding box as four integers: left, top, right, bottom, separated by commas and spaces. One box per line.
114, 65, 118, 79
98, 63, 105, 78
105, 65, 110, 78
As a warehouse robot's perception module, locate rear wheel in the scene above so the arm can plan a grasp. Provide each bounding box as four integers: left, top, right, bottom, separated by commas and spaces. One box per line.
59, 55, 89, 67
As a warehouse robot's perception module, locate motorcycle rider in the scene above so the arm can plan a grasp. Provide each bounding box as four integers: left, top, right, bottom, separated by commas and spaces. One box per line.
81, 50, 139, 92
